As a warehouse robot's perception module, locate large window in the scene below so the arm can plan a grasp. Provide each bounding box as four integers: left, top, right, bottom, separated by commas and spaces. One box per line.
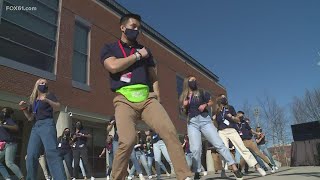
176, 74, 184, 98
176, 74, 187, 120
72, 20, 90, 85
0, 0, 59, 73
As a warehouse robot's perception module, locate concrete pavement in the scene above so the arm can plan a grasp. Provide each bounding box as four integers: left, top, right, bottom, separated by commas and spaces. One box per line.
80, 166, 320, 180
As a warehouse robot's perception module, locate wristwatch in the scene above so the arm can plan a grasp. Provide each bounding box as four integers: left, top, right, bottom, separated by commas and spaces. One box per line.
134, 52, 141, 61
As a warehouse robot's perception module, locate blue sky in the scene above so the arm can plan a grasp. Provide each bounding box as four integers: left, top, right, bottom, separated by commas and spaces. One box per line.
116, 0, 320, 116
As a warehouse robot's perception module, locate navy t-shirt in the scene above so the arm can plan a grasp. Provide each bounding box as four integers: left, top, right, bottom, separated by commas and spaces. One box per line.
0, 118, 16, 142
216, 105, 238, 130
256, 135, 266, 145
72, 129, 89, 149
100, 40, 156, 92
58, 136, 72, 151
237, 121, 252, 140
151, 133, 162, 144
29, 93, 57, 121
187, 90, 211, 119
145, 141, 154, 156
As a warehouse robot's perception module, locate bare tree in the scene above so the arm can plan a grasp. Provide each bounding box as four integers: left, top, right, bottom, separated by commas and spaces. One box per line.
258, 94, 291, 165
291, 88, 320, 124
240, 100, 260, 129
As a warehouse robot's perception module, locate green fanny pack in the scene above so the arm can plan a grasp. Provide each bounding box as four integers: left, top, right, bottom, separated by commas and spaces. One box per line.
116, 84, 149, 103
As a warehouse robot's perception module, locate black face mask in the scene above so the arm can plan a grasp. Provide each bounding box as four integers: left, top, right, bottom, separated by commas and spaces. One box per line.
239, 116, 244, 122
76, 124, 82, 129
125, 28, 139, 42
221, 97, 228, 105
38, 84, 48, 93
64, 131, 70, 136
188, 81, 197, 91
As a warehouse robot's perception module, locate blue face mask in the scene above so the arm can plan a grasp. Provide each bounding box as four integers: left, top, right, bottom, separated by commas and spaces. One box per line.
125, 28, 139, 42
38, 84, 48, 93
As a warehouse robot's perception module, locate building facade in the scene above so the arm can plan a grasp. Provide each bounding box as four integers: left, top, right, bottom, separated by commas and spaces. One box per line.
0, 0, 225, 177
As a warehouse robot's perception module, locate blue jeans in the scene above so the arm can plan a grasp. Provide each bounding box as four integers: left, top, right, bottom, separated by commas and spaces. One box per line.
59, 149, 73, 177
147, 155, 167, 175
130, 150, 142, 174
129, 151, 151, 176
259, 144, 276, 166
0, 143, 24, 179
72, 158, 86, 177
188, 115, 235, 173
106, 152, 113, 176
185, 153, 193, 169
153, 140, 174, 175
26, 118, 66, 180
147, 155, 154, 174
250, 149, 267, 169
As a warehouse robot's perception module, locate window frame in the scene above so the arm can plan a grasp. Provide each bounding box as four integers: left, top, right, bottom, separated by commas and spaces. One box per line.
0, 0, 60, 79
71, 15, 91, 91
176, 73, 187, 121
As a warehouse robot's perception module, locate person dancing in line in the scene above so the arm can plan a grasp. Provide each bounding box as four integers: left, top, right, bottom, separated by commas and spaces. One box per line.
180, 76, 242, 180
100, 13, 192, 180
182, 134, 193, 169
128, 131, 152, 179
0, 107, 25, 180
71, 121, 94, 180
145, 130, 170, 179
255, 127, 279, 170
236, 112, 276, 174
213, 94, 266, 177
58, 128, 74, 179
99, 135, 114, 180
19, 78, 66, 180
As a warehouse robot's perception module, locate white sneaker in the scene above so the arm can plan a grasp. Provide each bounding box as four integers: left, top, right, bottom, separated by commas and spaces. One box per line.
139, 174, 145, 180
271, 166, 276, 173
166, 172, 171, 177
257, 167, 266, 176
275, 166, 279, 170
128, 176, 133, 180
107, 175, 110, 180
91, 177, 95, 180
71, 178, 76, 180
148, 175, 153, 179
202, 171, 208, 176
184, 177, 193, 180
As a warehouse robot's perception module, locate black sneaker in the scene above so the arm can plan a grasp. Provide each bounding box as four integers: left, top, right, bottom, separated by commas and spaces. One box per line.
194, 172, 201, 180
233, 170, 243, 180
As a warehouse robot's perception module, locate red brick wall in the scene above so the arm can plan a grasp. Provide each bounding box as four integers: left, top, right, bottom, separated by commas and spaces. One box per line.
0, 0, 225, 134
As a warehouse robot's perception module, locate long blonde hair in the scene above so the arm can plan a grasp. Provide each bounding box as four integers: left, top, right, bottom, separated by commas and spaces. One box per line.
29, 78, 47, 105
215, 96, 230, 115
179, 76, 200, 105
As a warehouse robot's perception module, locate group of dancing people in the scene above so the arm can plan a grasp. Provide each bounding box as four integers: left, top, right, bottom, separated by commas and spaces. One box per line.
0, 12, 279, 180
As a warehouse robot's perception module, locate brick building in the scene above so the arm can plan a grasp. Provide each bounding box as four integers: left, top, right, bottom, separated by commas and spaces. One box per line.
0, 0, 225, 177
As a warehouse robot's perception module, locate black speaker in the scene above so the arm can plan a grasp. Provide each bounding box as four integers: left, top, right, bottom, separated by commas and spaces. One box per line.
291, 121, 320, 141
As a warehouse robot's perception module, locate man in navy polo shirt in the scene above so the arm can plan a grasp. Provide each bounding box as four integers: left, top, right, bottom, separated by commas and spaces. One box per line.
236, 111, 276, 174
100, 13, 192, 180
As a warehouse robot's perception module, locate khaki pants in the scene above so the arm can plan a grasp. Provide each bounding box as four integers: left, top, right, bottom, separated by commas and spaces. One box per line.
111, 93, 192, 180
218, 128, 257, 167
211, 150, 222, 171
240, 140, 271, 168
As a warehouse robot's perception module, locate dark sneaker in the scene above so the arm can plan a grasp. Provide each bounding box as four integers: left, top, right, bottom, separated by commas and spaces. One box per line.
194, 172, 201, 180
233, 170, 243, 180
